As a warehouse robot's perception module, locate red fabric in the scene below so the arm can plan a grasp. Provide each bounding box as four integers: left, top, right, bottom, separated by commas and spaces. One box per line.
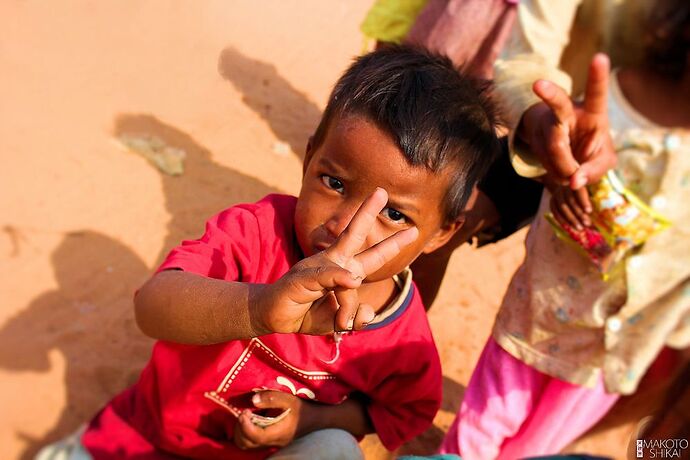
82, 194, 441, 459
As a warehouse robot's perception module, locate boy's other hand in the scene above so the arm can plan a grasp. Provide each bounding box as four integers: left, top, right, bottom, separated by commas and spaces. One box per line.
519, 53, 616, 216
253, 188, 418, 335
234, 391, 315, 450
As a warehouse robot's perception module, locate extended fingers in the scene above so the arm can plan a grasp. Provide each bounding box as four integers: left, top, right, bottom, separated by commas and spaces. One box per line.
533, 80, 576, 131
527, 93, 579, 180
583, 53, 610, 115
354, 226, 419, 275
328, 188, 388, 261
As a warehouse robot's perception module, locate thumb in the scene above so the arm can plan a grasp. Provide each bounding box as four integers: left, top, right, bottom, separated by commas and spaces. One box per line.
252, 390, 292, 410
570, 139, 617, 188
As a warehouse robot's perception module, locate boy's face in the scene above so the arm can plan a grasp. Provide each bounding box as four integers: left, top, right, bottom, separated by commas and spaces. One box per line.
295, 114, 463, 282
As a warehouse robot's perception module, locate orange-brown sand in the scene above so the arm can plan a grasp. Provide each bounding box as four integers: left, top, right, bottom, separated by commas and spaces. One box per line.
0, 2, 659, 459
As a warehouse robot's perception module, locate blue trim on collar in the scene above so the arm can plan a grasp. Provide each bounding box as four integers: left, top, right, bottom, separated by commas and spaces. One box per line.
362, 283, 415, 330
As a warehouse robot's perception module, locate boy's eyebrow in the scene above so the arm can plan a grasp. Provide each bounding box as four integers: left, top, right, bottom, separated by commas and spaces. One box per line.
316, 156, 346, 174
317, 155, 420, 214
387, 197, 420, 215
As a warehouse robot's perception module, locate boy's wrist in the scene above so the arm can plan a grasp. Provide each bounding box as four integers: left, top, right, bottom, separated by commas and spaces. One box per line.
518, 102, 547, 146
247, 284, 274, 336
294, 399, 319, 437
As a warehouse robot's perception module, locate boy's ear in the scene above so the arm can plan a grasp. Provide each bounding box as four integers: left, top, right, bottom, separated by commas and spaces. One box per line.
303, 136, 315, 175
421, 215, 466, 255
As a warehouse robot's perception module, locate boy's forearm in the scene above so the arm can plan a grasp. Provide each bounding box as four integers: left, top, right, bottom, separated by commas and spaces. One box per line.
134, 270, 270, 344
299, 397, 374, 438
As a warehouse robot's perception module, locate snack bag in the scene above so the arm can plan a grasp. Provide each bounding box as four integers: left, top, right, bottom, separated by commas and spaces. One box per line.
546, 170, 670, 276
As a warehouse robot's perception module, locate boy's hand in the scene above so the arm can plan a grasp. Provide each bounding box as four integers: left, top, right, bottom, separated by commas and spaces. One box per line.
234, 391, 315, 450
253, 188, 418, 335
519, 53, 616, 216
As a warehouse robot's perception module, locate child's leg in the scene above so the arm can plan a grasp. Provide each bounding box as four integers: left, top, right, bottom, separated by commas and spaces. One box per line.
497, 373, 619, 459
439, 337, 620, 459
268, 428, 364, 460
439, 338, 550, 459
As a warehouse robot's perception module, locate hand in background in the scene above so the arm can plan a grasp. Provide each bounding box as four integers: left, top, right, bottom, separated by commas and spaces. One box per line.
519, 53, 617, 214
254, 188, 418, 335
549, 184, 592, 230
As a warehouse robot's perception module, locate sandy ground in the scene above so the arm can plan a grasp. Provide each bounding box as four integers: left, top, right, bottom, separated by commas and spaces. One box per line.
0, 2, 664, 459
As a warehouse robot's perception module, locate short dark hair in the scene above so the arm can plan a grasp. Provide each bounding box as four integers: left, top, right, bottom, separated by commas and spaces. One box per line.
311, 45, 501, 225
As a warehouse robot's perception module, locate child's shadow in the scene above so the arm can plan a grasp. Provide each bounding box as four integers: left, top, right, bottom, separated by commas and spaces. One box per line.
113, 114, 278, 265
0, 116, 278, 459
218, 47, 322, 161
0, 231, 154, 460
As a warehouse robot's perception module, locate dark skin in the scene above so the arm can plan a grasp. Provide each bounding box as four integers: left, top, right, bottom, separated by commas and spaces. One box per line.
135, 115, 464, 450
550, 53, 690, 228
136, 189, 416, 449
412, 54, 618, 307
234, 392, 372, 449
136, 190, 408, 449
411, 187, 499, 307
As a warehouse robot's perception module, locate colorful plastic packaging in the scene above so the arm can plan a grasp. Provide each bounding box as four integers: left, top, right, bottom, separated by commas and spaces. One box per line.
546, 170, 670, 277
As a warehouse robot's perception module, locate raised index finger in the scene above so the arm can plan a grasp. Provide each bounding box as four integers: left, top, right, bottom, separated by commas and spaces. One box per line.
327, 187, 388, 263
583, 53, 610, 115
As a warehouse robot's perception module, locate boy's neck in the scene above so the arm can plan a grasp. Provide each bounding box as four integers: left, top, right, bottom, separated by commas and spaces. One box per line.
356, 277, 399, 315
618, 67, 690, 129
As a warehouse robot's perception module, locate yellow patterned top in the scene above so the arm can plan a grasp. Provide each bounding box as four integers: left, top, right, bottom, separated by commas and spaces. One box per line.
493, 72, 690, 394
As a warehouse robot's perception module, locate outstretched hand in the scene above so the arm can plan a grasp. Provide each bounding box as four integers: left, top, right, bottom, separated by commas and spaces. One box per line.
520, 53, 617, 213
254, 188, 418, 335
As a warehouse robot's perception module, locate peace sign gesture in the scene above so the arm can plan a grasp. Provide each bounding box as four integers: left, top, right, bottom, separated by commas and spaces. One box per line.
255, 188, 418, 335
519, 53, 617, 213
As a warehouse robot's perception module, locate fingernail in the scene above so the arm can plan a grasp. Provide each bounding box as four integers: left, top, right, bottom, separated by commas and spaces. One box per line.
350, 272, 362, 281
252, 394, 261, 405
537, 80, 553, 97
347, 318, 354, 330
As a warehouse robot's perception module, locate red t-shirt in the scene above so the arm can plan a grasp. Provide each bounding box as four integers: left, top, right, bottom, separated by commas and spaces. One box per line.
82, 194, 441, 459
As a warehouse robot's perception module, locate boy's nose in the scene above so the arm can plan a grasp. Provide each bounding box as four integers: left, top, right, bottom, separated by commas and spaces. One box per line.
324, 204, 359, 240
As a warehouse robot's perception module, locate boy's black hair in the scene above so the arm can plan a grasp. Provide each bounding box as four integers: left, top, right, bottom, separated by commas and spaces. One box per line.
311, 45, 502, 226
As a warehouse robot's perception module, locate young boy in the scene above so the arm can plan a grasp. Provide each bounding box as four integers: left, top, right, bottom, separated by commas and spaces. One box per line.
63, 46, 501, 459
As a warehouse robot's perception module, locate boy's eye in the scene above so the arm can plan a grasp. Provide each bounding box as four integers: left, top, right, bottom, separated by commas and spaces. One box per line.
381, 207, 407, 224
320, 175, 344, 194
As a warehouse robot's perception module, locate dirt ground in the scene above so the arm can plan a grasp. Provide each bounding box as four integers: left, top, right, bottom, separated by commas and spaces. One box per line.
0, 1, 659, 459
